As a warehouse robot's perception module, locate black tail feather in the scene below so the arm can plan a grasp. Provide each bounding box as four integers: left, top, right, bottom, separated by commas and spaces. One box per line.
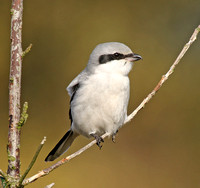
45, 129, 77, 162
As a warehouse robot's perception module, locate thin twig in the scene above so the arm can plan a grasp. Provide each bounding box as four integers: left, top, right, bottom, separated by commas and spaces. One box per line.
0, 170, 7, 181
22, 133, 109, 185
19, 137, 46, 186
22, 43, 32, 58
44, 183, 55, 188
125, 24, 200, 123
23, 25, 200, 186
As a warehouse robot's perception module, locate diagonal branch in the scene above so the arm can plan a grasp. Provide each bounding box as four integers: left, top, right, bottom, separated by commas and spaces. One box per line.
0, 170, 7, 181
23, 25, 200, 186
22, 133, 109, 186
22, 43, 32, 58
125, 24, 200, 123
19, 137, 46, 186
44, 183, 55, 188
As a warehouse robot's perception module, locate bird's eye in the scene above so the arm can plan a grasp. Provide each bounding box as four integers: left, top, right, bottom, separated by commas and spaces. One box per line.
114, 53, 120, 57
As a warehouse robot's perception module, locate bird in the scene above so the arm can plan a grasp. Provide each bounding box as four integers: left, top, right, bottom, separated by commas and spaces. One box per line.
45, 42, 142, 162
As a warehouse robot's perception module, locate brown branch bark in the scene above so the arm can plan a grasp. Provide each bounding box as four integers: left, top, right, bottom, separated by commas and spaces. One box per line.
22, 25, 200, 186
7, 0, 24, 184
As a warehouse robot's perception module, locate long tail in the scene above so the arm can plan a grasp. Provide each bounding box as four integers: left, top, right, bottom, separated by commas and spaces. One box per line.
45, 129, 78, 162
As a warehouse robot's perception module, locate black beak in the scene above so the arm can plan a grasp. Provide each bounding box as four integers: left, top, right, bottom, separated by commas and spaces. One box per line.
132, 54, 142, 62
125, 53, 142, 62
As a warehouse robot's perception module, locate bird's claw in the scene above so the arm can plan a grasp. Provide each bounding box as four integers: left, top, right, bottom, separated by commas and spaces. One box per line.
112, 135, 116, 143
112, 130, 118, 143
90, 133, 104, 149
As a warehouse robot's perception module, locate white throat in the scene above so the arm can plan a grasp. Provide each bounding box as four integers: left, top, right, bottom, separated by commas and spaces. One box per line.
94, 60, 133, 76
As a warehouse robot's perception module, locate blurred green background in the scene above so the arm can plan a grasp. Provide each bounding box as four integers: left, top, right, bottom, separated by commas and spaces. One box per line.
1, 0, 200, 187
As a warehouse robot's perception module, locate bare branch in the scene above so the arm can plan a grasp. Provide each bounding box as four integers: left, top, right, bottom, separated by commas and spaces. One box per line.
44, 183, 55, 188
125, 24, 200, 124
22, 133, 109, 186
22, 43, 32, 58
23, 25, 200, 186
0, 170, 7, 181
19, 137, 46, 186
8, 0, 24, 180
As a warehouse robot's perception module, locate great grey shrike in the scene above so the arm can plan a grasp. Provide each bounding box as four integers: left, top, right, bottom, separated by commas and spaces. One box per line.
45, 42, 142, 161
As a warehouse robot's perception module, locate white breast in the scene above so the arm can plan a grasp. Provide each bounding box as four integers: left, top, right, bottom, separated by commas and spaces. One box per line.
71, 71, 130, 138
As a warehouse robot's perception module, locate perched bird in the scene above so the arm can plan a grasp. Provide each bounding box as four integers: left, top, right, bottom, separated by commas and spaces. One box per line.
45, 42, 142, 161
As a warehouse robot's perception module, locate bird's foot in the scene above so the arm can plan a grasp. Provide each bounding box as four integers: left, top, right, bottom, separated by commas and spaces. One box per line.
112, 130, 118, 143
90, 133, 104, 149
112, 135, 116, 143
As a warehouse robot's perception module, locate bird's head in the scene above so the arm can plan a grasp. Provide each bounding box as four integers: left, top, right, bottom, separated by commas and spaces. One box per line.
87, 42, 142, 75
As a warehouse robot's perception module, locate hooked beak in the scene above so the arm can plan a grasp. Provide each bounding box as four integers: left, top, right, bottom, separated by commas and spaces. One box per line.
125, 53, 142, 62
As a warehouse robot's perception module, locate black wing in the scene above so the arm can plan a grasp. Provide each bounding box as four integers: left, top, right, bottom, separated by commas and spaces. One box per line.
69, 83, 80, 124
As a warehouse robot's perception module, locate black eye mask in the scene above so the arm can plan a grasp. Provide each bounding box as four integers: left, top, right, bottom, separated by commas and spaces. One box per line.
99, 53, 134, 64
